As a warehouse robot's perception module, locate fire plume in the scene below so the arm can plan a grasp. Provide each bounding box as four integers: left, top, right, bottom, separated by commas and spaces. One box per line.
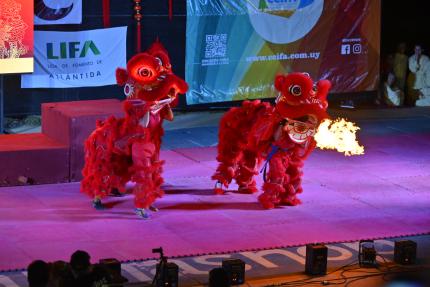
314, 118, 364, 156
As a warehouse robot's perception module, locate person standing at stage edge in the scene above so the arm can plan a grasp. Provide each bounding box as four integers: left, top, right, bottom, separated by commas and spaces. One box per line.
408, 44, 430, 106
393, 43, 408, 93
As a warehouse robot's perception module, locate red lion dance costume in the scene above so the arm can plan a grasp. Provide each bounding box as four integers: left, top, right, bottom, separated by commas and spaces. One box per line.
81, 41, 188, 218
213, 73, 331, 209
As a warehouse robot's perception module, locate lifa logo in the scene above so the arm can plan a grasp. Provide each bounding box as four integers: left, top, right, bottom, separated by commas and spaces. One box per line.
35, 0, 74, 21
341, 44, 351, 55
47, 41, 101, 59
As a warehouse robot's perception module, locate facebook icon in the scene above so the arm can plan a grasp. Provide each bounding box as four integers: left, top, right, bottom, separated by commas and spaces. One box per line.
341, 44, 351, 55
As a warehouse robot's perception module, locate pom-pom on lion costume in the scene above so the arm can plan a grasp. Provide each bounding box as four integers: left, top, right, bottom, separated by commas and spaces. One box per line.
81, 41, 188, 218
212, 72, 331, 209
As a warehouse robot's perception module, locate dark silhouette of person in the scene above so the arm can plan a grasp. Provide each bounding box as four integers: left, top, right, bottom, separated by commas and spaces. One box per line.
27, 260, 50, 287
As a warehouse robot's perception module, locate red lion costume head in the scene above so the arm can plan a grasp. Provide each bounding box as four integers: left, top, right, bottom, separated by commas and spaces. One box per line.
274, 72, 331, 143
115, 41, 188, 121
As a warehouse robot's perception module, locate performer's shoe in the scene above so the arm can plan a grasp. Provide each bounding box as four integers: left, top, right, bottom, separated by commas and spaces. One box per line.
149, 205, 159, 212
92, 199, 105, 210
135, 208, 150, 219
214, 181, 225, 195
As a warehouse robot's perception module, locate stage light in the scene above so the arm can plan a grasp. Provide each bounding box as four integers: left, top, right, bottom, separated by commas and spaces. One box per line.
152, 247, 179, 287
222, 258, 245, 285
154, 262, 178, 287
359, 240, 377, 267
209, 267, 230, 287
394, 240, 417, 265
305, 244, 328, 275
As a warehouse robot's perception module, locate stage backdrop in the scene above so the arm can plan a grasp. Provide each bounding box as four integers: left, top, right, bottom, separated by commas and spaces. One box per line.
0, 0, 34, 74
21, 27, 127, 88
34, 0, 82, 25
185, 0, 381, 105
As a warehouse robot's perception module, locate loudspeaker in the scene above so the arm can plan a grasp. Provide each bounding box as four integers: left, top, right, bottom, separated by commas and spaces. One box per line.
359, 240, 377, 267
305, 244, 328, 275
99, 258, 121, 274
155, 262, 178, 287
209, 267, 230, 287
394, 240, 417, 265
222, 259, 245, 285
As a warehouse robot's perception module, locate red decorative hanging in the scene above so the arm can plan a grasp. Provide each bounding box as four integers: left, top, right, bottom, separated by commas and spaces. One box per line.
134, 0, 142, 53
102, 0, 110, 27
169, 0, 173, 20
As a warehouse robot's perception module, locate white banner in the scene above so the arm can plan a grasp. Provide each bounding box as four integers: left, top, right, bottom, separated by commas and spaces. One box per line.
21, 27, 127, 88
35, 0, 82, 25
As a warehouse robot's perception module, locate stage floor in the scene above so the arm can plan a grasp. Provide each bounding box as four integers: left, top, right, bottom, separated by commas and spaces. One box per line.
1, 129, 430, 270
1, 107, 430, 271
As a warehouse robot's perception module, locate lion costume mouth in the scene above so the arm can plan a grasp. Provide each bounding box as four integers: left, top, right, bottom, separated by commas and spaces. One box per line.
123, 73, 185, 118
284, 114, 318, 144
127, 96, 175, 128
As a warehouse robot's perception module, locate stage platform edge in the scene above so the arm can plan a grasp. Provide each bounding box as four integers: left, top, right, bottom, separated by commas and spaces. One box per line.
0, 99, 123, 186
0, 133, 69, 186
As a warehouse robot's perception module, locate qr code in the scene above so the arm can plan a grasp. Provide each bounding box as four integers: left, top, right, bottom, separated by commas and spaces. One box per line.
205, 34, 227, 59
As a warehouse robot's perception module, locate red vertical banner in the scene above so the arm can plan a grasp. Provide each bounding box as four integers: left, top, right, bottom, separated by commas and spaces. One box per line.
134, 0, 142, 53
0, 0, 34, 74
103, 0, 111, 28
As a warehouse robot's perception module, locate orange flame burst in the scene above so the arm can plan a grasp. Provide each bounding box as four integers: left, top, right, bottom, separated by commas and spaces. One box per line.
314, 118, 364, 156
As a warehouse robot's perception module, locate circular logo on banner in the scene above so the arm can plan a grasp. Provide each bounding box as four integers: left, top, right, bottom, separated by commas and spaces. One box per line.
247, 0, 324, 44
35, 0, 74, 21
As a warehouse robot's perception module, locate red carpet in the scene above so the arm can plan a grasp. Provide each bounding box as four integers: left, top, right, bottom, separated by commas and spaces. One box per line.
0, 134, 429, 271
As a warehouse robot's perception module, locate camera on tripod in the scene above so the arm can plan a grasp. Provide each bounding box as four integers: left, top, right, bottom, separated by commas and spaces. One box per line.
152, 248, 163, 255
152, 247, 179, 287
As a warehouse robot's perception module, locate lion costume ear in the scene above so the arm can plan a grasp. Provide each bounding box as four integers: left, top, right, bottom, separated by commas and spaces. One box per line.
316, 79, 331, 100
116, 68, 128, 86
274, 75, 286, 91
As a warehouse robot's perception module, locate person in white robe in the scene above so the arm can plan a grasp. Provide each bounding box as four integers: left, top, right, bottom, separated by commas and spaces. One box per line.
383, 72, 404, 106
408, 45, 430, 106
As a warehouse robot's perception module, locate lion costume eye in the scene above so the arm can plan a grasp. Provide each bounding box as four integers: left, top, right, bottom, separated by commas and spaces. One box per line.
289, 84, 301, 96
138, 67, 151, 77
311, 85, 318, 95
